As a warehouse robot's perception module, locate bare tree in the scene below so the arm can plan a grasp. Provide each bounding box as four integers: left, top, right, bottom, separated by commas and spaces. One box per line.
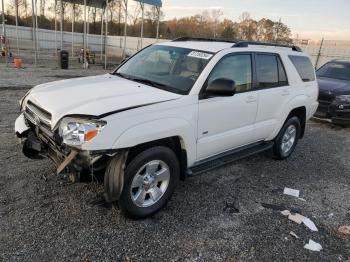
211, 9, 223, 38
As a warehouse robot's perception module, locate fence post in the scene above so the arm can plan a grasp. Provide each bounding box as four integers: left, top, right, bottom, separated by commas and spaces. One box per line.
315, 38, 324, 70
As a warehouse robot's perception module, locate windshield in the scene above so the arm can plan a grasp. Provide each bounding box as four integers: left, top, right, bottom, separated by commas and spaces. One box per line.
317, 62, 350, 81
113, 45, 213, 94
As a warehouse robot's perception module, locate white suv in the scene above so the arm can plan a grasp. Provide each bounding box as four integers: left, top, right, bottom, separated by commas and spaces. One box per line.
15, 38, 319, 218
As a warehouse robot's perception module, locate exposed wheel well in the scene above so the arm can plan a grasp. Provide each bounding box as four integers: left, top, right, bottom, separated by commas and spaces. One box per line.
126, 136, 188, 180
287, 106, 306, 138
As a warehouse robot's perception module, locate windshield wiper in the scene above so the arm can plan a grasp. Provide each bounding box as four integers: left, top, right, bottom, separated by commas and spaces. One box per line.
113, 72, 133, 80
130, 77, 168, 89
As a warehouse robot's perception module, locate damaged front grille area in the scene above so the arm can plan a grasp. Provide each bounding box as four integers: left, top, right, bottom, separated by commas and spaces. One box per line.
24, 100, 53, 136
23, 100, 70, 164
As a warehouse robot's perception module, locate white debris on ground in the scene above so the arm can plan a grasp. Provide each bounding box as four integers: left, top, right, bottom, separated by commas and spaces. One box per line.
290, 231, 300, 239
304, 239, 323, 252
288, 213, 304, 224
283, 187, 300, 198
285, 212, 318, 231
279, 189, 321, 251
281, 210, 291, 216
302, 217, 318, 232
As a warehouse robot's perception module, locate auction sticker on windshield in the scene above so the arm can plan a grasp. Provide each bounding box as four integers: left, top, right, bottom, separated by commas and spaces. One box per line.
187, 51, 213, 60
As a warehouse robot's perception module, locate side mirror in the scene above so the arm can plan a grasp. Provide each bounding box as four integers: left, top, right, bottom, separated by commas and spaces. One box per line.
206, 78, 236, 97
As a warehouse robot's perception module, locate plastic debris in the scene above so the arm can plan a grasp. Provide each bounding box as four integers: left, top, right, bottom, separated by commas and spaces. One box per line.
290, 231, 300, 239
298, 198, 307, 202
304, 239, 322, 252
288, 213, 305, 224
281, 210, 291, 216
287, 212, 318, 232
283, 187, 300, 198
328, 213, 334, 218
303, 217, 318, 232
261, 203, 301, 213
337, 226, 350, 236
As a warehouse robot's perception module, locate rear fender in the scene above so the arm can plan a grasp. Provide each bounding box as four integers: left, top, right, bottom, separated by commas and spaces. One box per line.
267, 95, 308, 140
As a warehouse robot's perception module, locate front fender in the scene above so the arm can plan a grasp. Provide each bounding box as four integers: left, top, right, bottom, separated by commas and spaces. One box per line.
112, 118, 197, 167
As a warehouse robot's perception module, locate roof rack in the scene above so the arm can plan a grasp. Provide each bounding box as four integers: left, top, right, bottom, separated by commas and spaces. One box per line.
232, 41, 302, 52
172, 37, 237, 44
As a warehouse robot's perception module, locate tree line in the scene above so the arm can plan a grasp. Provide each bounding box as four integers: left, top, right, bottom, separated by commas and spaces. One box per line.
3, 1, 292, 43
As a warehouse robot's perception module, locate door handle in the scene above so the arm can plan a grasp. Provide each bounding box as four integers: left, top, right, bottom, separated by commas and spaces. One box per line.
246, 95, 257, 103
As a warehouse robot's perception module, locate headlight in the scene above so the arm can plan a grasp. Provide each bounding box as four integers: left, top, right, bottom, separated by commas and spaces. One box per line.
336, 95, 350, 103
58, 117, 106, 146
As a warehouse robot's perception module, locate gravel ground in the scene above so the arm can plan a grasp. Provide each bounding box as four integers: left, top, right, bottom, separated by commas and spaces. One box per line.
0, 67, 349, 261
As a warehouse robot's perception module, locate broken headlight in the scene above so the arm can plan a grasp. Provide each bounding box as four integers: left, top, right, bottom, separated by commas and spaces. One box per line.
58, 117, 106, 146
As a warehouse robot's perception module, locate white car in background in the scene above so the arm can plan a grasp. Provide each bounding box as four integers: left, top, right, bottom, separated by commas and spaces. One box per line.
15, 38, 319, 218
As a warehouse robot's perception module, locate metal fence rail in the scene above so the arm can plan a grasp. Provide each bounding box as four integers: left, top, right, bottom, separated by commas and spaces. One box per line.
2, 25, 350, 69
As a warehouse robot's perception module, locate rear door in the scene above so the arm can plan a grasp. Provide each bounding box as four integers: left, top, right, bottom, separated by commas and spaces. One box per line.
253, 53, 292, 140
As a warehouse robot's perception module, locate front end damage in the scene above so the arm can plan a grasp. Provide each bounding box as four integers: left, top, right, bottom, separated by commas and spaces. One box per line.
15, 109, 128, 202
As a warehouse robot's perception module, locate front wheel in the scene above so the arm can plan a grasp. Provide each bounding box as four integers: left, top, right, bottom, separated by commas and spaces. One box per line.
273, 116, 301, 160
119, 146, 180, 218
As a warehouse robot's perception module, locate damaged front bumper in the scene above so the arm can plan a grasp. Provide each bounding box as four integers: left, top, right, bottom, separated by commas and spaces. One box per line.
15, 113, 117, 175
315, 101, 350, 126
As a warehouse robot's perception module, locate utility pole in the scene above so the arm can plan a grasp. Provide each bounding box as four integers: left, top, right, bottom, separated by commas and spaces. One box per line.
15, 0, 20, 55
31, 0, 37, 66
315, 38, 324, 70
1, 0, 8, 67
122, 0, 128, 59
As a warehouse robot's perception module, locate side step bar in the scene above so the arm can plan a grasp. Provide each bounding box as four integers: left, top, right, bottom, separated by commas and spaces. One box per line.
188, 141, 274, 175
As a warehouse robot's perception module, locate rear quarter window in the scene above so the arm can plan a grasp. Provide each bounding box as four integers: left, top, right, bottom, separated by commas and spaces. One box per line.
288, 55, 315, 82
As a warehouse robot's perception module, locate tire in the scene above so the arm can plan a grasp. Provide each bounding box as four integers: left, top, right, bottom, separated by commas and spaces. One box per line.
119, 146, 180, 218
273, 116, 301, 160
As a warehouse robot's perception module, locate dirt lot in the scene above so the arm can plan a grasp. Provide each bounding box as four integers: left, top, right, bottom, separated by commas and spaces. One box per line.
0, 67, 349, 261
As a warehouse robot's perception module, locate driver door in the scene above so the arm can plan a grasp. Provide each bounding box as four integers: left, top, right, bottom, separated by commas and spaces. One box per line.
197, 53, 258, 160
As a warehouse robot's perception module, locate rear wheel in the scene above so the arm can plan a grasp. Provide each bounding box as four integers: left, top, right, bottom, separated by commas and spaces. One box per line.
273, 116, 301, 160
119, 146, 179, 218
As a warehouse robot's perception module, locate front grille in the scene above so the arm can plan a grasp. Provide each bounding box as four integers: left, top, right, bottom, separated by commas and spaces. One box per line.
24, 100, 53, 138
25, 100, 52, 124
318, 91, 335, 106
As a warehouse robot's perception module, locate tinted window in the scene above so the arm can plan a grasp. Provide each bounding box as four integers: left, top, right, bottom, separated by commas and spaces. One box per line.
289, 55, 315, 82
256, 54, 279, 88
208, 54, 252, 93
278, 58, 288, 86
317, 62, 350, 81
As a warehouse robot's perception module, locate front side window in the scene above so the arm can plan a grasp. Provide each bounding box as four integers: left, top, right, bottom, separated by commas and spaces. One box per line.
317, 61, 350, 81
289, 55, 316, 82
207, 54, 252, 93
115, 45, 213, 94
256, 54, 279, 88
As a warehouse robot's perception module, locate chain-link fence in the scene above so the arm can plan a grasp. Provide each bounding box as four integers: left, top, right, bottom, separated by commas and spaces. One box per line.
296, 39, 350, 69
2, 25, 350, 69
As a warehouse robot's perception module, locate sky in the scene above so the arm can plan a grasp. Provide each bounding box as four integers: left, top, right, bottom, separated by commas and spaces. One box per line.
158, 0, 350, 40
3, 0, 350, 40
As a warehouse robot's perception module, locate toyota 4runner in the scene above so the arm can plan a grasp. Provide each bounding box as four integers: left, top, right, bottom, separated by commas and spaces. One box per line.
15, 38, 319, 218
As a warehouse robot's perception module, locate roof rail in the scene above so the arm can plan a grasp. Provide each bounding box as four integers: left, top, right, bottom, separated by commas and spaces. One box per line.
172, 37, 237, 44
232, 41, 302, 52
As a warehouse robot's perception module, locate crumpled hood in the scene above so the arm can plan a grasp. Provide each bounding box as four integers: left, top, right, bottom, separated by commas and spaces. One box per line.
318, 77, 350, 95
25, 74, 181, 127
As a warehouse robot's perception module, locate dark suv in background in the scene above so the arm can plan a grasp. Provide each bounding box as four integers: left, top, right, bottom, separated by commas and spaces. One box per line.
315, 60, 350, 125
